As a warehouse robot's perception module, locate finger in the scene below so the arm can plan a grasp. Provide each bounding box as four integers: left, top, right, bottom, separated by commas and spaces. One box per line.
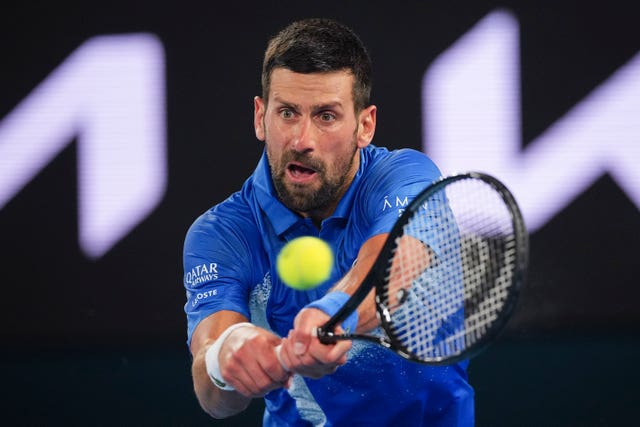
226, 340, 291, 396
308, 339, 352, 366
290, 312, 325, 356
286, 344, 348, 378
279, 336, 324, 377
274, 343, 291, 373
254, 344, 293, 391
223, 359, 261, 396
279, 336, 313, 375
232, 359, 289, 397
290, 326, 350, 363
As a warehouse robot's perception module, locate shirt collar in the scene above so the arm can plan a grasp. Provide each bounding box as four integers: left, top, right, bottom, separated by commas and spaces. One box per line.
252, 149, 366, 237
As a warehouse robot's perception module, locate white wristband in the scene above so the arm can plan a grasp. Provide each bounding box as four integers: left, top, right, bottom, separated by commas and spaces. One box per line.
205, 322, 254, 391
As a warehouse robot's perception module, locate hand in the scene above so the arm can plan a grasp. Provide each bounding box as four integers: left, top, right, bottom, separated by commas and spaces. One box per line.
277, 308, 352, 379
218, 325, 292, 397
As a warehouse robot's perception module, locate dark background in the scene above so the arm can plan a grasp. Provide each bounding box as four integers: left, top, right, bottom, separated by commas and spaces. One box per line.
1, 1, 639, 425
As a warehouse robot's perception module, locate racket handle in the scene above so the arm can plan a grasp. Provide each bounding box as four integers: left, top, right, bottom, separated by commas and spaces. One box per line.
316, 326, 338, 344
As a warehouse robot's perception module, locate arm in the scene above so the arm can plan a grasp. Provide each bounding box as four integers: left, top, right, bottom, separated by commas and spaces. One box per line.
276, 233, 387, 378
277, 232, 433, 378
190, 310, 291, 419
329, 233, 389, 331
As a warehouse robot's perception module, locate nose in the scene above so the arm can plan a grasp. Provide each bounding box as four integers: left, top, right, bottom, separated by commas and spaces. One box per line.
291, 117, 315, 152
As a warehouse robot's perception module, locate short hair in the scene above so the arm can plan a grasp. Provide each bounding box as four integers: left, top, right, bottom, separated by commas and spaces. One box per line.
261, 18, 372, 112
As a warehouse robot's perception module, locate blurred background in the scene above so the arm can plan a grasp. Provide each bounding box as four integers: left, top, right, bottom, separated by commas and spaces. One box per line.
1, 1, 639, 425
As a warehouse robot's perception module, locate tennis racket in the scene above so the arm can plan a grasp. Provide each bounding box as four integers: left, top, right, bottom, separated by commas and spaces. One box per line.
316, 172, 528, 365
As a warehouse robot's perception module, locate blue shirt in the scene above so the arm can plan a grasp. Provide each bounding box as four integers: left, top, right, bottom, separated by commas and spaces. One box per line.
183, 145, 474, 426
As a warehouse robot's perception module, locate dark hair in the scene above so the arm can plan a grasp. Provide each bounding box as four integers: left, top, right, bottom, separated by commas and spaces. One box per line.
261, 18, 372, 112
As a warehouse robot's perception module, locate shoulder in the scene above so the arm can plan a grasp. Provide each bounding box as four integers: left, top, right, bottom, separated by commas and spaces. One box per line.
360, 146, 441, 190
364, 146, 440, 175
188, 191, 251, 230
184, 189, 260, 254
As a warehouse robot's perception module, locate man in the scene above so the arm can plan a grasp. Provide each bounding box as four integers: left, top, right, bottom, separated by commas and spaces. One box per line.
183, 18, 474, 426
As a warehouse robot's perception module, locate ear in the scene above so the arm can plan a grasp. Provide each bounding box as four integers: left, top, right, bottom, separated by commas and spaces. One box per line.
356, 105, 377, 148
254, 96, 266, 141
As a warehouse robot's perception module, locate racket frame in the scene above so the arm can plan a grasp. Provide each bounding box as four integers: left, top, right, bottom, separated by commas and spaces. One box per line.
316, 172, 528, 365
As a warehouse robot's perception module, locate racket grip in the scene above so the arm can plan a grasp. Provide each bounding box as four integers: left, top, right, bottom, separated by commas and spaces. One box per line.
316, 326, 338, 344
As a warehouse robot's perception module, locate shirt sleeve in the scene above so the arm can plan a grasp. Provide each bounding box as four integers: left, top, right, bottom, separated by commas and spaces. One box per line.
182, 202, 258, 347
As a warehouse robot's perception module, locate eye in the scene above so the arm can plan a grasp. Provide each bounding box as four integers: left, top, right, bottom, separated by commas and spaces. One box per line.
319, 111, 336, 122
279, 108, 295, 119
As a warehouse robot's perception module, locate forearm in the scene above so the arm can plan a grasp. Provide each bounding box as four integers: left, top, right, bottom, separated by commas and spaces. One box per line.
190, 312, 252, 419
330, 233, 386, 333
191, 341, 251, 419
329, 233, 432, 333
190, 311, 291, 419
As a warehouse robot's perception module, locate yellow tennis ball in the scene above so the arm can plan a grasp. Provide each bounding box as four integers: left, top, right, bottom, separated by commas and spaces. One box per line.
276, 236, 334, 290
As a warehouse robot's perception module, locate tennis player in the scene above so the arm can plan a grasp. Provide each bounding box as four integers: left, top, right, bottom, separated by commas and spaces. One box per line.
183, 18, 474, 426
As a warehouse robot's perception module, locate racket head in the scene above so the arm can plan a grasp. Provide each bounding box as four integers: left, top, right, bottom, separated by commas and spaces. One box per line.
372, 172, 528, 365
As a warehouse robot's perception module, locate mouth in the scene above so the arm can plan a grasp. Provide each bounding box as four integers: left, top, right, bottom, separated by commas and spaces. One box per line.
286, 162, 318, 183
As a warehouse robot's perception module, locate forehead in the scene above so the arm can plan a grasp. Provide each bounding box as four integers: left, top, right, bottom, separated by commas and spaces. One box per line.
268, 68, 355, 107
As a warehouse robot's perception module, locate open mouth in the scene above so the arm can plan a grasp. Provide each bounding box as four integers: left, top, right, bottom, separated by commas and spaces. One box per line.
287, 162, 317, 182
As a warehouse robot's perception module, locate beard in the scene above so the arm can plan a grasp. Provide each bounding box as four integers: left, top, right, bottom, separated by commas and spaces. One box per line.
268, 139, 358, 214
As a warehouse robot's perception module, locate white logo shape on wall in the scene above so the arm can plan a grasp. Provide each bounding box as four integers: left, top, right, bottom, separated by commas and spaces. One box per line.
423, 10, 640, 232
0, 34, 167, 259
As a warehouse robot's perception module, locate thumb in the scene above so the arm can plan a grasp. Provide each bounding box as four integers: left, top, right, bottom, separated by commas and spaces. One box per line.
291, 307, 326, 355
290, 325, 319, 356
291, 329, 310, 356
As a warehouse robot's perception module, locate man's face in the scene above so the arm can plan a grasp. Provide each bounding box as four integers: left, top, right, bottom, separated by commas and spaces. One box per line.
254, 68, 376, 219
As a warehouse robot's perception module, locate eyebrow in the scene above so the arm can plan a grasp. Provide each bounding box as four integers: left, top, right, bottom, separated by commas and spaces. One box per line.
273, 98, 344, 112
312, 102, 343, 112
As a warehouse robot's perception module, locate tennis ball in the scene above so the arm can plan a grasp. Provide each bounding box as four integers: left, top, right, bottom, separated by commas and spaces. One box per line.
276, 236, 334, 290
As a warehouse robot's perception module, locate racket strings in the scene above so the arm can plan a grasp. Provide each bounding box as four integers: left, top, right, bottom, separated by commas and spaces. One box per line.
380, 177, 519, 362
